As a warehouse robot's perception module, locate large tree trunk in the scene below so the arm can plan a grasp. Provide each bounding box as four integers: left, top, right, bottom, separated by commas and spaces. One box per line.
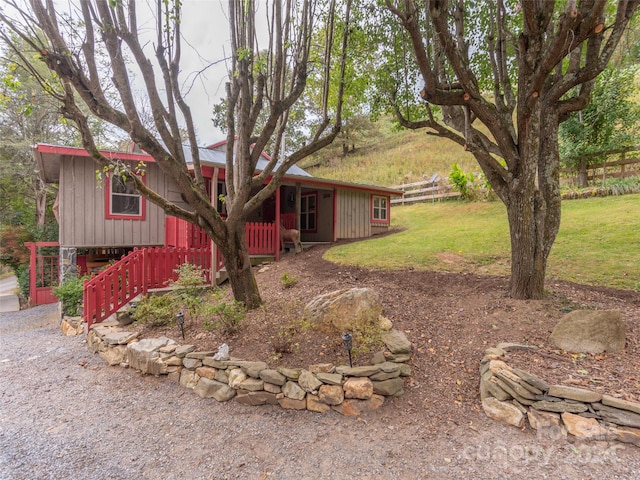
577, 158, 589, 188
505, 104, 562, 299
218, 221, 262, 309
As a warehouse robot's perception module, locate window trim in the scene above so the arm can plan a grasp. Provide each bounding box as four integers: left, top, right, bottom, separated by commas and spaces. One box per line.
371, 195, 389, 224
105, 172, 146, 220
300, 191, 318, 233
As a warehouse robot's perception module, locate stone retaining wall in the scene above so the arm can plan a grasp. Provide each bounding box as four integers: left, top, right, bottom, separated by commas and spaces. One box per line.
85, 319, 412, 416
480, 344, 640, 447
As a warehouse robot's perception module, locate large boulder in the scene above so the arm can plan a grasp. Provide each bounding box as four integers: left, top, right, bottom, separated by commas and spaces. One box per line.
303, 288, 382, 332
549, 310, 626, 354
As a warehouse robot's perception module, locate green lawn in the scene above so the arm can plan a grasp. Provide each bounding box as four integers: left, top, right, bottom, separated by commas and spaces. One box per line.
324, 194, 640, 290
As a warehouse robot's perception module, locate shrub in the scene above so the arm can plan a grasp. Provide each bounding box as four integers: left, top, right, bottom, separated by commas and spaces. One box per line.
280, 271, 298, 288
448, 162, 476, 201
131, 294, 176, 327
52, 275, 87, 316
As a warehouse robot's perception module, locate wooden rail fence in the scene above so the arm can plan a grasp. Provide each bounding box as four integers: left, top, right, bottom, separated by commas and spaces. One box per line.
390, 174, 462, 205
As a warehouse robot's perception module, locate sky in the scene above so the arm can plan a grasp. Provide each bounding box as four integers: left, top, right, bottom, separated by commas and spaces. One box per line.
134, 0, 234, 145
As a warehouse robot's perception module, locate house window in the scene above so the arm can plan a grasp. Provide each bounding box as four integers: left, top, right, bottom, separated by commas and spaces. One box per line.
300, 192, 317, 232
106, 173, 145, 220
371, 195, 389, 223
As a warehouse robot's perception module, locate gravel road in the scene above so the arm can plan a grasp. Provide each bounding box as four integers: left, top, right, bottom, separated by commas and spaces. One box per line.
2, 305, 640, 479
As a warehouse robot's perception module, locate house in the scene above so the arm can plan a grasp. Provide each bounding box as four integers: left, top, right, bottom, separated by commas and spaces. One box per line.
29, 140, 401, 311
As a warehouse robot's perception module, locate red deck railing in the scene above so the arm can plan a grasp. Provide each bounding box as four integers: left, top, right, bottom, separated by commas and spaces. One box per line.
84, 219, 289, 329
83, 245, 211, 330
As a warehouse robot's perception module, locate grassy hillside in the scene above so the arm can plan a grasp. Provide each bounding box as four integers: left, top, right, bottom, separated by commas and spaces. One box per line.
324, 194, 640, 290
302, 118, 479, 187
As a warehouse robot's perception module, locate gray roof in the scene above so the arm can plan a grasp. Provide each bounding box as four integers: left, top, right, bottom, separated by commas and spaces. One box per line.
184, 145, 312, 177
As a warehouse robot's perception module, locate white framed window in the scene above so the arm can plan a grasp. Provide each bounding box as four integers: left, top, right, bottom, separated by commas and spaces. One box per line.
371, 195, 388, 223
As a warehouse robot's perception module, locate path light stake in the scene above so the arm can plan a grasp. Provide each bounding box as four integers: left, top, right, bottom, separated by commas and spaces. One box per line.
177, 311, 185, 340
342, 332, 353, 368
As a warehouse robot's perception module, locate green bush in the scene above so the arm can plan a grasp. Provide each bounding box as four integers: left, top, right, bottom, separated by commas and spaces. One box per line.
280, 271, 298, 289
203, 290, 246, 335
449, 162, 476, 201
52, 275, 87, 316
131, 294, 176, 327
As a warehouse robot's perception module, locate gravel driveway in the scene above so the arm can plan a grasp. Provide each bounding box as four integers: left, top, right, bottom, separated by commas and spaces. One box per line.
2, 305, 640, 479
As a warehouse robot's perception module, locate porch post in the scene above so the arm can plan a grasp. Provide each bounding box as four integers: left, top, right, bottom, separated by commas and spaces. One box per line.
295, 182, 302, 231
25, 242, 36, 306
275, 186, 281, 261
211, 167, 219, 284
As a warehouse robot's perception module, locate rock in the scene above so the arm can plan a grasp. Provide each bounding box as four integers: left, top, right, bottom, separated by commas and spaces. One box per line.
195, 366, 217, 380
370, 351, 387, 364
531, 400, 588, 414
483, 378, 512, 402
316, 373, 343, 385
496, 342, 538, 352
493, 378, 533, 405
264, 383, 282, 394
214, 369, 229, 384
484, 347, 506, 357
482, 397, 524, 428
307, 394, 331, 413
213, 385, 236, 402
167, 371, 181, 383
511, 367, 550, 392
332, 395, 384, 416
277, 367, 301, 380
372, 378, 404, 397
602, 394, 640, 415
61, 317, 85, 336
335, 365, 380, 377
164, 356, 183, 367
593, 404, 640, 428
527, 408, 561, 430
318, 385, 344, 405
182, 357, 202, 369
343, 377, 373, 400
549, 310, 626, 353
381, 329, 412, 354
298, 370, 323, 393
561, 412, 607, 440
308, 363, 334, 374
179, 369, 199, 389
282, 381, 306, 400
228, 368, 247, 388
608, 425, 640, 446
379, 316, 393, 331
259, 369, 286, 386
127, 337, 172, 375
303, 287, 382, 332
185, 351, 215, 360
158, 345, 177, 354
278, 397, 307, 410
212, 343, 230, 361
398, 364, 412, 377
235, 391, 279, 406
194, 377, 226, 399
547, 385, 602, 403
102, 331, 138, 345
99, 346, 127, 366
238, 378, 264, 392
237, 361, 268, 378
370, 370, 400, 381
175, 344, 196, 357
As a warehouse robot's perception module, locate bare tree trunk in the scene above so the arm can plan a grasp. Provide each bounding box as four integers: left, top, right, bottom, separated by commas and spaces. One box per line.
218, 221, 262, 309
506, 104, 561, 299
578, 158, 588, 188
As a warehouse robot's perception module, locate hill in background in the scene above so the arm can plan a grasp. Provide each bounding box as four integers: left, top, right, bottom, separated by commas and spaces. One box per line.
301, 117, 480, 187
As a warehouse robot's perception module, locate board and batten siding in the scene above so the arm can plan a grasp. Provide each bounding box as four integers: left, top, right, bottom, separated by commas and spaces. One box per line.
335, 188, 372, 239
59, 157, 166, 248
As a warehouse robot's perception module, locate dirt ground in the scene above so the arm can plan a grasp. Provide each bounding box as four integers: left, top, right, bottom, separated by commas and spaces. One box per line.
135, 239, 640, 433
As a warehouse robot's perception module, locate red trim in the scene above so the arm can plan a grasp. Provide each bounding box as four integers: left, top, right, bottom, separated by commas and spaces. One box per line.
275, 186, 281, 261
370, 195, 390, 224
105, 173, 146, 220
36, 144, 154, 163
301, 191, 318, 233
332, 188, 338, 242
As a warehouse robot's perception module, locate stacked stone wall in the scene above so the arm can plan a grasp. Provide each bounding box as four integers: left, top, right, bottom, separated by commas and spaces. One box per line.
86, 320, 412, 416
480, 344, 640, 447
